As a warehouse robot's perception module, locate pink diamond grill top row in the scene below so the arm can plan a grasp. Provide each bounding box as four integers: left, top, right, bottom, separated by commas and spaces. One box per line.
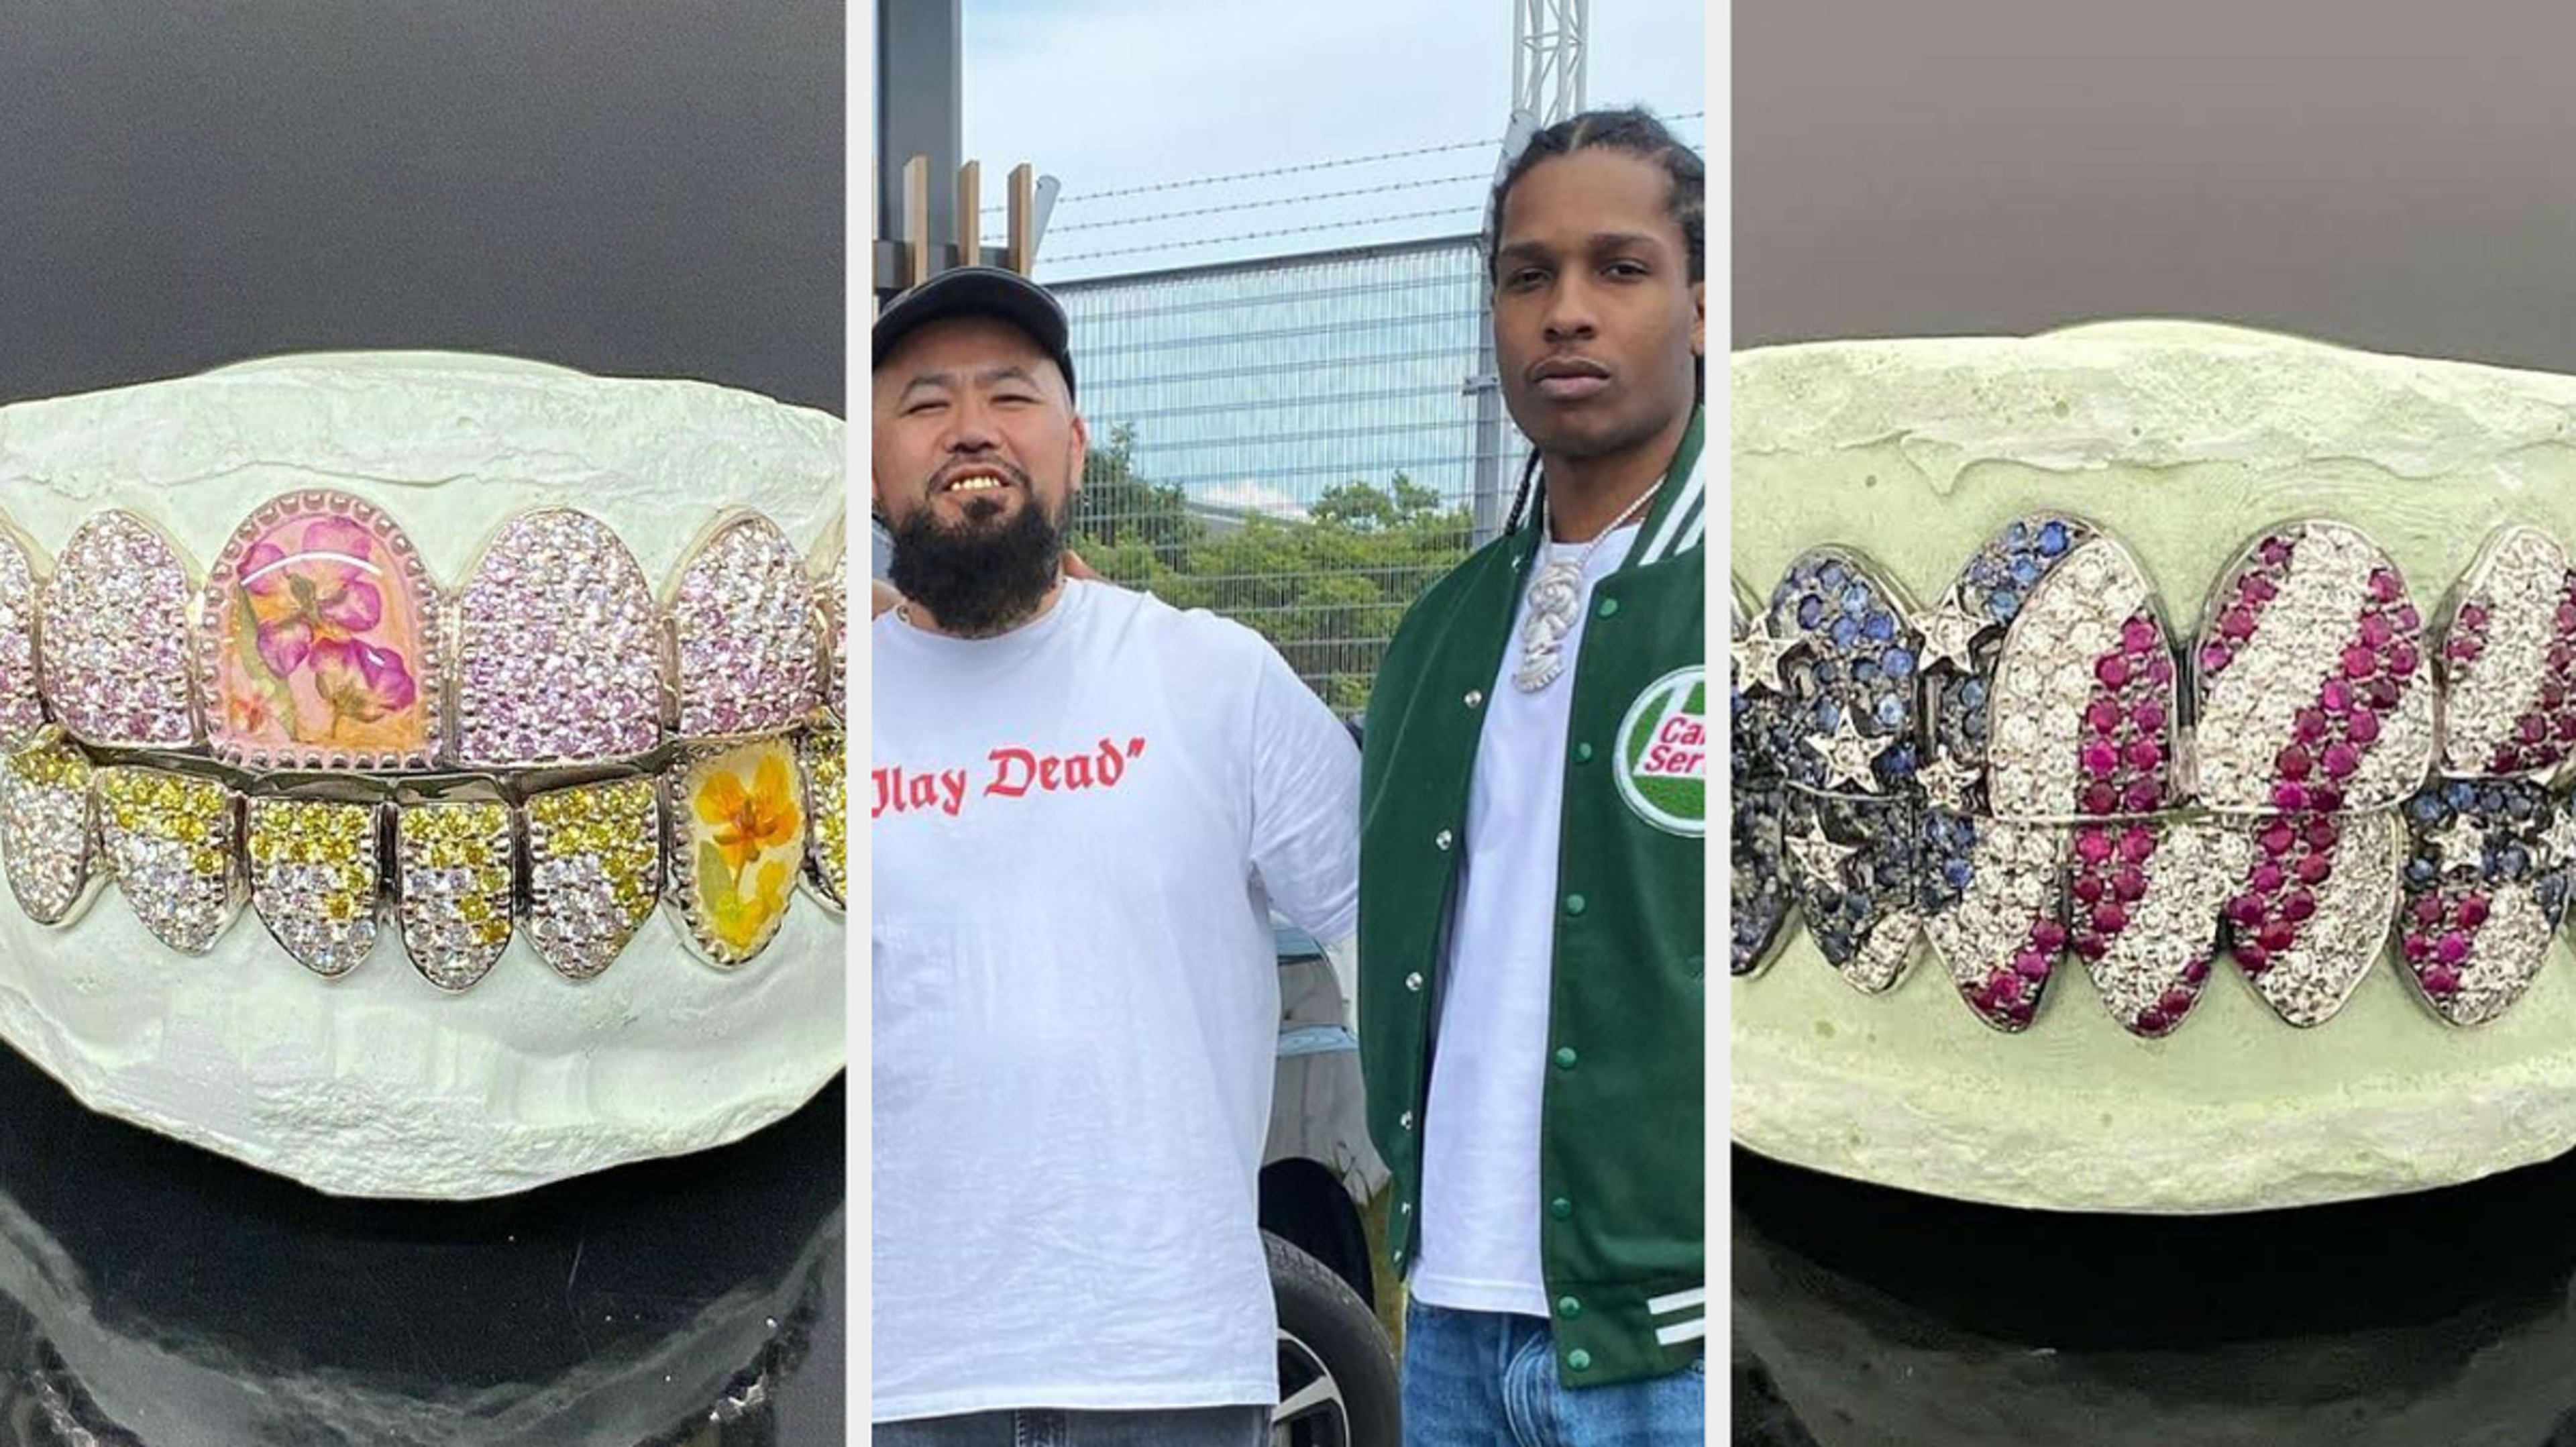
3, 492, 845, 771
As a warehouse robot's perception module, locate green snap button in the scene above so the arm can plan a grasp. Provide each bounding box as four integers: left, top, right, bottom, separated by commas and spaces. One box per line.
1567, 1348, 1593, 1371
1557, 1295, 1582, 1318
1595, 596, 1619, 619
1552, 1047, 1578, 1070
1549, 1196, 1573, 1220
1563, 894, 1587, 916
1572, 741, 1595, 763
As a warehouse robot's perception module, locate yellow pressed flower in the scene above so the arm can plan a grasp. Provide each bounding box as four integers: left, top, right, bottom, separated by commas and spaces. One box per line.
695, 751, 802, 875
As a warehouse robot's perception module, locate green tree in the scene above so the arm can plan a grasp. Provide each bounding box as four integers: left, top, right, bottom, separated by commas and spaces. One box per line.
1074, 431, 1473, 712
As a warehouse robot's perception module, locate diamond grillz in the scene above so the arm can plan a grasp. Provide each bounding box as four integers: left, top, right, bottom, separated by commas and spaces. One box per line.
1733, 513, 2576, 1032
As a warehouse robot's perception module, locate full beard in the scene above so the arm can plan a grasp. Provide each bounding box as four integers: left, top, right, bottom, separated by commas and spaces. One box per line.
887, 492, 1068, 639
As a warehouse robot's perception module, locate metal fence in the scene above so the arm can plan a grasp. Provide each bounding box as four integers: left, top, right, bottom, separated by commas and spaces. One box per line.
1050, 235, 1517, 713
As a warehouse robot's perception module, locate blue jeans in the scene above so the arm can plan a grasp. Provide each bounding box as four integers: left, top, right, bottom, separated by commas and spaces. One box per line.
871, 1405, 1269, 1447
1401, 1301, 1705, 1447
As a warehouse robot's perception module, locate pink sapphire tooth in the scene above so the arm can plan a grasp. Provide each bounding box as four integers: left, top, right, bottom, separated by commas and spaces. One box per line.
38, 509, 201, 750
453, 507, 664, 768
668, 511, 820, 740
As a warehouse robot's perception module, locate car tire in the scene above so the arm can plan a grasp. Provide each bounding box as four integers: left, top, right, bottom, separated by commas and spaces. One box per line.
1268, 1229, 1399, 1447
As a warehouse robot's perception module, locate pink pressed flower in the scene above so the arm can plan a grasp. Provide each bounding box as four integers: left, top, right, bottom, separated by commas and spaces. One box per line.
239, 519, 385, 678
311, 637, 417, 724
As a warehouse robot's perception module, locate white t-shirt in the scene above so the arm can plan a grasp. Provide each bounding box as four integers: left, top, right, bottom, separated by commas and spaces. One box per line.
870, 580, 1361, 1424
1409, 525, 1638, 1318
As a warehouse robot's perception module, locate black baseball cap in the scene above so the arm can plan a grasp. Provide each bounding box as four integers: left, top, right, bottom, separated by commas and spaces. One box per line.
871, 266, 1077, 403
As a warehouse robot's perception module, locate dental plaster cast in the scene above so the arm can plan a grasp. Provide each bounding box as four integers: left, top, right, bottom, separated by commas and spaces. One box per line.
1731, 320, 2576, 1212
0, 352, 846, 1198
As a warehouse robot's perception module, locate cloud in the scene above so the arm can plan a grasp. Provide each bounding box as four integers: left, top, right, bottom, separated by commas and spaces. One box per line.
954, 0, 1704, 278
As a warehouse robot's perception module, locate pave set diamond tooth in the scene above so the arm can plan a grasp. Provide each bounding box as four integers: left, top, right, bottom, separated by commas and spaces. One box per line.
10, 498, 842, 771
246, 793, 386, 977
1729, 589, 1794, 977
42, 511, 201, 751
95, 765, 241, 955
452, 508, 666, 769
799, 727, 847, 912
0, 729, 100, 927
668, 513, 820, 741
523, 775, 663, 981
2395, 780, 2571, 1026
393, 793, 517, 992
1766, 548, 1931, 989
0, 517, 46, 753
1737, 513, 2576, 1034
2434, 525, 2576, 778
814, 537, 848, 727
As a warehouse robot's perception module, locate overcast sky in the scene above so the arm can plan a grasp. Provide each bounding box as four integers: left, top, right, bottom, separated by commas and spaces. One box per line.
962, 0, 1706, 281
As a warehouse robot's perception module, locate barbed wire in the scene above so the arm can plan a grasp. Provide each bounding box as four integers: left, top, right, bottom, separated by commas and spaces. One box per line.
982, 111, 1705, 213
1045, 206, 1485, 265
1050, 172, 1488, 233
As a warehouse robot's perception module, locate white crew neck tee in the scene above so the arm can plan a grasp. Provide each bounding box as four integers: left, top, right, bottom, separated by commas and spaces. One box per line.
1409, 523, 1638, 1317
870, 580, 1361, 1424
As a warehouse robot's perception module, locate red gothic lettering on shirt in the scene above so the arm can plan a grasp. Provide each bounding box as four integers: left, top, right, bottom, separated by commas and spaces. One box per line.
872, 766, 972, 818
874, 739, 1146, 817
987, 737, 1146, 799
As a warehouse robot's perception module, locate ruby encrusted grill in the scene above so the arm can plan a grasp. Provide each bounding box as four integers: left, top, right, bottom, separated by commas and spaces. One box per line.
2442, 550, 2576, 778
42, 512, 197, 749
672, 517, 818, 740
1731, 510, 2567, 1032
453, 510, 663, 767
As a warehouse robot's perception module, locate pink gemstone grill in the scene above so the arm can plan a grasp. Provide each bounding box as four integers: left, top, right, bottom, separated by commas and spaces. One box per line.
40, 511, 197, 749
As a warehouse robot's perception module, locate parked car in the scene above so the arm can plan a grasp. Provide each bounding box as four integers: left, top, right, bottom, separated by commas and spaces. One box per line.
1265, 917, 1398, 1446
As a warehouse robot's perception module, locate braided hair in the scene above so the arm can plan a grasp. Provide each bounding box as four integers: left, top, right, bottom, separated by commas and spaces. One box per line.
1490, 107, 1705, 536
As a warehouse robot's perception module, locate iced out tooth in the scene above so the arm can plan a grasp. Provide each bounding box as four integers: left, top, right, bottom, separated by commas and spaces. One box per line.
801, 727, 847, 912
1767, 546, 1923, 798
2224, 808, 2404, 1026
2394, 780, 2567, 1026
40, 509, 201, 750
2193, 521, 2434, 817
2074, 818, 2249, 1038
96, 765, 241, 955
1, 729, 99, 927
2436, 525, 2576, 779
1921, 813, 2065, 1032
668, 512, 820, 740
523, 775, 662, 981
1784, 791, 1923, 995
0, 516, 46, 753
1730, 583, 1794, 977
453, 508, 664, 769
246, 796, 385, 977
394, 796, 515, 992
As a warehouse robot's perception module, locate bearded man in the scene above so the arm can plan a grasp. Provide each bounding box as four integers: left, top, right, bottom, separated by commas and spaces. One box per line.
868, 268, 1362, 1447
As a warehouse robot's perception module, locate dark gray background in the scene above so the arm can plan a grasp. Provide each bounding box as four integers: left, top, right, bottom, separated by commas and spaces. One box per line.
0, 1, 843, 413
1733, 0, 2576, 373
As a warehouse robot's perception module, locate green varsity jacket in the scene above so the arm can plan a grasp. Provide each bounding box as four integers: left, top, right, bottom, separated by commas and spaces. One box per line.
1358, 407, 1707, 1388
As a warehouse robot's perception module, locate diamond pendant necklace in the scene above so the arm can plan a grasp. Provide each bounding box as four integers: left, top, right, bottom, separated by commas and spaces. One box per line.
1511, 480, 1662, 693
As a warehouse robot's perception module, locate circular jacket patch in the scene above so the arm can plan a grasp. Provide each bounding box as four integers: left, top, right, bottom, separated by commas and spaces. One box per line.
1616, 666, 1707, 837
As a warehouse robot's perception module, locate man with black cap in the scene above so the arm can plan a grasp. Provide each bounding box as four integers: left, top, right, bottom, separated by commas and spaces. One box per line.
869, 267, 1364, 1447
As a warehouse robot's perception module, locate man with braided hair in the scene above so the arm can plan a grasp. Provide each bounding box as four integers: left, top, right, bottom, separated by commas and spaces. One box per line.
1357, 107, 1707, 1446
